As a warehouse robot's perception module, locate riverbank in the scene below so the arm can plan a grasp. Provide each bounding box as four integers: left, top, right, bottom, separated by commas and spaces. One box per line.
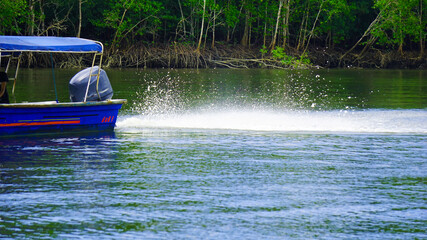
99, 43, 425, 69
19, 43, 426, 70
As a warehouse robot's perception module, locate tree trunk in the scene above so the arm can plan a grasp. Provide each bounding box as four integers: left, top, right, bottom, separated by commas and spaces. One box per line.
326, 30, 332, 48
282, 0, 290, 49
296, 2, 309, 51
248, 19, 252, 47
270, 0, 283, 51
226, 0, 231, 43
398, 39, 403, 55
77, 0, 83, 38
28, 0, 36, 35
398, 9, 404, 55
419, 0, 424, 58
263, 1, 268, 47
203, 16, 210, 48
230, 1, 245, 44
111, 8, 128, 51
241, 9, 250, 46
211, 0, 216, 48
227, 29, 230, 42
38, 1, 45, 35
303, 0, 324, 55
357, 35, 378, 59
196, 0, 206, 53
339, 11, 383, 63
177, 0, 186, 37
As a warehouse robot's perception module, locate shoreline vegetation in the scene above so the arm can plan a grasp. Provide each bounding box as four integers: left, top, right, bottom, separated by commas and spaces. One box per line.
1, 0, 425, 69
29, 44, 427, 70
101, 43, 425, 69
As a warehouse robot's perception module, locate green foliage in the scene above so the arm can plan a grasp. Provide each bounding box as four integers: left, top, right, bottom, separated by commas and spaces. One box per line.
224, 2, 239, 28
319, 0, 351, 45
259, 45, 268, 55
0, 0, 423, 55
97, 0, 163, 48
271, 46, 286, 60
372, 0, 424, 50
0, 0, 28, 34
271, 47, 311, 68
299, 53, 311, 65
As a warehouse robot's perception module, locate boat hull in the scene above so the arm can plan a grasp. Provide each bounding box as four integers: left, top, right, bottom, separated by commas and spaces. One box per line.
0, 99, 126, 136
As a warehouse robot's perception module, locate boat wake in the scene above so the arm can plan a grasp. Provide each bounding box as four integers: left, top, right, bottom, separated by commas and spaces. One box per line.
116, 109, 427, 134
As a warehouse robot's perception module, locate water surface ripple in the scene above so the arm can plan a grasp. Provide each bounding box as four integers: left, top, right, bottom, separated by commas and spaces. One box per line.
1, 69, 426, 239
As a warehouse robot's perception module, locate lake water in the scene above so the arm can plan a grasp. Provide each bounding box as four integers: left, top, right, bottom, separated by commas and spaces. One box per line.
1, 69, 426, 239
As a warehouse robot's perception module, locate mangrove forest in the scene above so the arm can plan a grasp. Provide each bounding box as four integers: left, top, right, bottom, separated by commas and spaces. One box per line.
0, 0, 425, 68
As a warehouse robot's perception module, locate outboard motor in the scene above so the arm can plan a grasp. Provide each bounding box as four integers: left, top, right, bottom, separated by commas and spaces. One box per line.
69, 66, 113, 102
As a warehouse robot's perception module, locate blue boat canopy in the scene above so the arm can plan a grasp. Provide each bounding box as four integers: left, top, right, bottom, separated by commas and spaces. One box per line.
0, 36, 103, 53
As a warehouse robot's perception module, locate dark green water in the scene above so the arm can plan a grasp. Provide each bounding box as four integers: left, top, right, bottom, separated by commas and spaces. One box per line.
1, 69, 426, 239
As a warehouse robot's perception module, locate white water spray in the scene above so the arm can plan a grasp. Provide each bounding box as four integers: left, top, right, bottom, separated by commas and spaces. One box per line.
117, 109, 427, 134
118, 70, 426, 134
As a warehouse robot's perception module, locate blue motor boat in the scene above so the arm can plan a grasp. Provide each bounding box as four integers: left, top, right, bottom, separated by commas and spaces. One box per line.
0, 36, 126, 136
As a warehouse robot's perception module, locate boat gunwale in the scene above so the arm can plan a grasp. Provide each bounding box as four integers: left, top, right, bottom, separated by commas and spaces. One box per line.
0, 99, 127, 108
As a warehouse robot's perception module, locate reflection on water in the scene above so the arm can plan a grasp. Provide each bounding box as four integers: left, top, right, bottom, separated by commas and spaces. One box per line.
122, 69, 426, 114
10, 69, 426, 111
1, 69, 426, 239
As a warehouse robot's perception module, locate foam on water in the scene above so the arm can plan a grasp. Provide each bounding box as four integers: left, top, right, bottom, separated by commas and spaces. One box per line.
116, 109, 427, 134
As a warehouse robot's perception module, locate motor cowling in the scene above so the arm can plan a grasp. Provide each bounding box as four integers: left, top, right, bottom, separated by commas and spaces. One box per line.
69, 66, 113, 102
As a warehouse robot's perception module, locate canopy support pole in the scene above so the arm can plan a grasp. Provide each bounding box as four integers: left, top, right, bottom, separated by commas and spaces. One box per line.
9, 54, 21, 95
95, 53, 103, 100
84, 52, 103, 102
50, 53, 59, 103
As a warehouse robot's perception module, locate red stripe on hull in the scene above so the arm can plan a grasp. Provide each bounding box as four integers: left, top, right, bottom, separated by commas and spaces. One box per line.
0, 120, 81, 127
